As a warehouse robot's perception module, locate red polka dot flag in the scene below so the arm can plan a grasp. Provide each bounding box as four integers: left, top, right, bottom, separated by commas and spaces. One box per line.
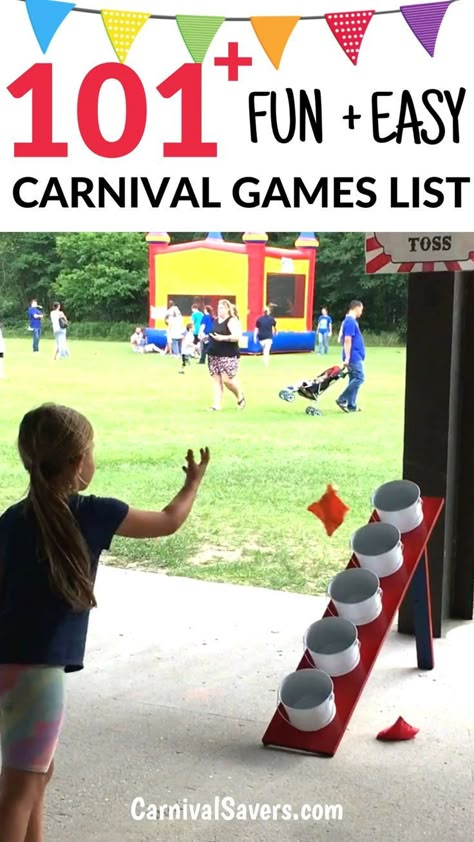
325, 10, 375, 65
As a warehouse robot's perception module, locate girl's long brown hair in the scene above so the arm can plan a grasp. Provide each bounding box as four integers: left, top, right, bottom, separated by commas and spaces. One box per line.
18, 403, 96, 612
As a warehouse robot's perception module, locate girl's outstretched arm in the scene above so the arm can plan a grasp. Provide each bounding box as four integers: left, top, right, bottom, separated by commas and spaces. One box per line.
116, 448, 210, 539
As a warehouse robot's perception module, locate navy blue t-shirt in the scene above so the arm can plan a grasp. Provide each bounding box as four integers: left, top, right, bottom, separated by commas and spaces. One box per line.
0, 494, 128, 672
256, 314, 276, 341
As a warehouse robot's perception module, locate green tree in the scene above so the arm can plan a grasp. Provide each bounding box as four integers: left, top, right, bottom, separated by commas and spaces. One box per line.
0, 231, 408, 334
54, 233, 148, 321
0, 232, 60, 319
315, 233, 407, 332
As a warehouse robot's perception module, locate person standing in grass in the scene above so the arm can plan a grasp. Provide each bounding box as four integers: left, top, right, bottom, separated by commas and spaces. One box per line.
253, 306, 277, 366
0, 403, 210, 842
27, 300, 43, 354
191, 304, 204, 351
50, 302, 69, 361
163, 300, 176, 355
316, 307, 332, 355
167, 306, 184, 357
336, 300, 366, 413
179, 323, 196, 373
207, 300, 246, 411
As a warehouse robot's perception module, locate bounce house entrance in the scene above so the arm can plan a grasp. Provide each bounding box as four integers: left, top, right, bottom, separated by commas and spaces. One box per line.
167, 294, 236, 315
146, 232, 318, 353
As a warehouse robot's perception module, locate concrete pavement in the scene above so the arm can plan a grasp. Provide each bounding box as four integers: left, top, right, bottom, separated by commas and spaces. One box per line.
45, 566, 473, 841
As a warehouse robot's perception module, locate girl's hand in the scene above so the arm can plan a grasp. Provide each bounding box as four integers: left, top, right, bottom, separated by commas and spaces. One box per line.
183, 448, 210, 487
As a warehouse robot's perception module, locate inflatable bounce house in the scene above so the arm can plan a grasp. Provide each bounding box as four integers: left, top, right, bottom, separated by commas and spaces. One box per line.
145, 232, 318, 353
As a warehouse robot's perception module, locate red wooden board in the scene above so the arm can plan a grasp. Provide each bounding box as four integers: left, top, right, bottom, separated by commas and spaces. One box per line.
262, 497, 444, 757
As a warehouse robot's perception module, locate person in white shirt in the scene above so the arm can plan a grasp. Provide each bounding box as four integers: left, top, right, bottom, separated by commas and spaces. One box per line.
167, 306, 184, 356
130, 327, 146, 352
179, 323, 196, 373
163, 299, 176, 355
50, 302, 69, 360
0, 323, 5, 378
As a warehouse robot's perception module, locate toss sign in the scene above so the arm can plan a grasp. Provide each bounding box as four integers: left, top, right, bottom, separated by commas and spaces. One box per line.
365, 232, 474, 274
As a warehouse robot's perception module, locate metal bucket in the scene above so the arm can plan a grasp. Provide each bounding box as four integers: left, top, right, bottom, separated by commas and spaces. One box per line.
328, 568, 383, 625
278, 669, 336, 732
351, 522, 403, 577
372, 480, 423, 533
304, 617, 360, 676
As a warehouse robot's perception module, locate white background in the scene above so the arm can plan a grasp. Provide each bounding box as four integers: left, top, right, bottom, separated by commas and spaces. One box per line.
0, 0, 473, 231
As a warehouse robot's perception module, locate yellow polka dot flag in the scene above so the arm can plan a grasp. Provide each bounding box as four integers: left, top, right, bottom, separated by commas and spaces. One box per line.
101, 10, 151, 64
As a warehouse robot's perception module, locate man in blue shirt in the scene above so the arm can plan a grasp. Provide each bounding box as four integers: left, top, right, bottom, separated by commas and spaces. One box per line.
336, 300, 366, 413
27, 298, 44, 352
316, 307, 332, 354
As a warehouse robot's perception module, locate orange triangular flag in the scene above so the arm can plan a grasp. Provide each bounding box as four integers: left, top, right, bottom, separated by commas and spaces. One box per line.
250, 16, 300, 69
307, 485, 350, 536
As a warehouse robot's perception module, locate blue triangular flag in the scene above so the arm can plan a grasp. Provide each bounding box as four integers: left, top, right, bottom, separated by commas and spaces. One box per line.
25, 0, 76, 54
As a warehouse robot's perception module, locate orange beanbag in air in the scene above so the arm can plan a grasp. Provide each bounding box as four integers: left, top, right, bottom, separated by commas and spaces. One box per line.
307, 485, 350, 536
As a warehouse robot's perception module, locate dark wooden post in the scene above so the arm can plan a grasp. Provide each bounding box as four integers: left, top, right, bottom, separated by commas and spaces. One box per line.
449, 272, 474, 619
399, 273, 454, 637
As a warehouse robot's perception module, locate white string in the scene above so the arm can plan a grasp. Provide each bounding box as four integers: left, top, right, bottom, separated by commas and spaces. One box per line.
16, 0, 462, 23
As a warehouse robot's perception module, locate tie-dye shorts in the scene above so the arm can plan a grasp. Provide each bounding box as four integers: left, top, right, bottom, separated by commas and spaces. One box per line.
0, 665, 65, 774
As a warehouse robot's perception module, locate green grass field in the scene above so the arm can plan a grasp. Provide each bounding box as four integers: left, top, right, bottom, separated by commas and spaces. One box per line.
0, 338, 406, 594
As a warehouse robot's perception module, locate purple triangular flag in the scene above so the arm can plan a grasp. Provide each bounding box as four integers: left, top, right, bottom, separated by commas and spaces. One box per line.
401, 2, 451, 57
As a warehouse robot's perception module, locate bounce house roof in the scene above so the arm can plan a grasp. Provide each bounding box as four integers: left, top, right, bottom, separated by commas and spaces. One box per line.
145, 232, 319, 258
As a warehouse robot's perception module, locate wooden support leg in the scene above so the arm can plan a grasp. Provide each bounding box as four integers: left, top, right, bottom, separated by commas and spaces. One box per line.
449, 272, 474, 620
400, 273, 454, 637
410, 551, 434, 670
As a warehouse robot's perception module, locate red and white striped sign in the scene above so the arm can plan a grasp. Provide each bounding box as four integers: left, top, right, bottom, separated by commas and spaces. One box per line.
365, 233, 474, 274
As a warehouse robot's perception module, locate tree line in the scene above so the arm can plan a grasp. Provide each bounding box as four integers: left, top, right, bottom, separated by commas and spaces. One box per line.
0, 232, 407, 335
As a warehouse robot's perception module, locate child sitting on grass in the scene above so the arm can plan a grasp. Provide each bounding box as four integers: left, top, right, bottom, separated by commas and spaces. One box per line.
0, 403, 210, 842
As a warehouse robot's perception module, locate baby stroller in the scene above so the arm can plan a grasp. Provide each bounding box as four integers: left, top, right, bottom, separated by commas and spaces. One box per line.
279, 365, 347, 416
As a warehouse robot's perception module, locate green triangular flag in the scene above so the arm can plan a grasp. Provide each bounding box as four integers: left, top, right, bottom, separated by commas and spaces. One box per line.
176, 15, 225, 63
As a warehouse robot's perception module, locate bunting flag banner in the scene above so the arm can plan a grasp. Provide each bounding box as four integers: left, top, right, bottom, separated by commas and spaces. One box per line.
400, 2, 451, 57
25, 0, 76, 53
250, 16, 300, 70
101, 10, 151, 64
175, 16, 225, 64
17, 0, 460, 64
325, 10, 375, 65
